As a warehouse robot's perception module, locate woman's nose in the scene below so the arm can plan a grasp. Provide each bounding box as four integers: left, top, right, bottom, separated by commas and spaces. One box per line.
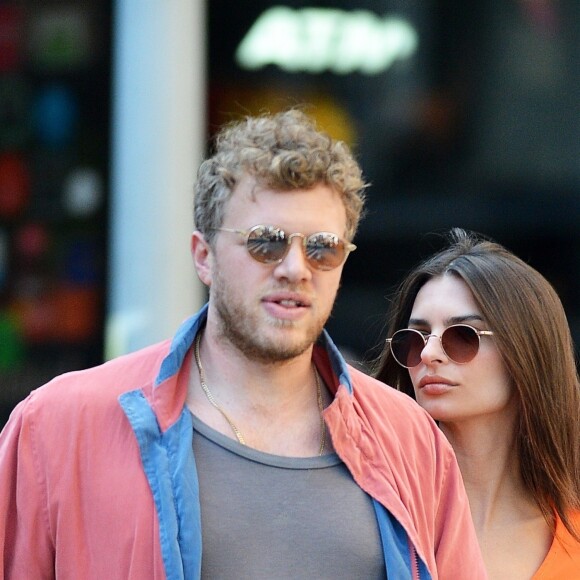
420, 334, 448, 364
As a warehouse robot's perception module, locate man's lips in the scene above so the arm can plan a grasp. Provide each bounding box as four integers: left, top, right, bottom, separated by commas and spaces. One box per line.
261, 293, 312, 320
262, 293, 311, 308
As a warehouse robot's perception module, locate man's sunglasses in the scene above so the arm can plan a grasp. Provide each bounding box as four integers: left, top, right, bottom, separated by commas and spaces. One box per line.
386, 324, 494, 368
213, 225, 356, 271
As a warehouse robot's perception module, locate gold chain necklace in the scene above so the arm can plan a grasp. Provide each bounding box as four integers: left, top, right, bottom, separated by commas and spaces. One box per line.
193, 333, 326, 455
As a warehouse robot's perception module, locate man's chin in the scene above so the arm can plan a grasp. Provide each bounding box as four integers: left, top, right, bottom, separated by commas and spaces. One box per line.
242, 332, 318, 363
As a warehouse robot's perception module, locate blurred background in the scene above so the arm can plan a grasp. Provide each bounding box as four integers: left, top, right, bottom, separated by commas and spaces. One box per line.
0, 0, 578, 428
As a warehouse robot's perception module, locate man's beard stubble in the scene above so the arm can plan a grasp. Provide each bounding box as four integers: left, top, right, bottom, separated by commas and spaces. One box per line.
210, 269, 332, 364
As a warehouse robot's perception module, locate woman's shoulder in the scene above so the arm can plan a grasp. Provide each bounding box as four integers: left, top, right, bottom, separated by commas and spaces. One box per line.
533, 512, 580, 579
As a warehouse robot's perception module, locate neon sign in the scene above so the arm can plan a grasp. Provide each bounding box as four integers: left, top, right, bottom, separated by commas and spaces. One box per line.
236, 7, 418, 75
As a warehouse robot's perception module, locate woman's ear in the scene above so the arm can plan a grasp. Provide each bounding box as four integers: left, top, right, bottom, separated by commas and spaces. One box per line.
191, 231, 212, 287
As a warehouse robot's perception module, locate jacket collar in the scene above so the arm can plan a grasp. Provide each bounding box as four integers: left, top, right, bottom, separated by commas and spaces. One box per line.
146, 303, 354, 432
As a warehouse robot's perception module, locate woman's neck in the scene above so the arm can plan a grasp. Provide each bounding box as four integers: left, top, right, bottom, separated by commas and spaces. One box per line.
440, 418, 552, 580
440, 417, 528, 526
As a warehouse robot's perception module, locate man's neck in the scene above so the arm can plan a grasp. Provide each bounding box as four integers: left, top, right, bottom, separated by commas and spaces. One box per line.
185, 329, 331, 456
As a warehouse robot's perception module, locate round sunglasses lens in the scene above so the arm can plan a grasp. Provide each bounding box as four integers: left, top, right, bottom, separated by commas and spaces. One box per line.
247, 227, 287, 263
391, 330, 425, 368
305, 234, 344, 270
441, 325, 479, 363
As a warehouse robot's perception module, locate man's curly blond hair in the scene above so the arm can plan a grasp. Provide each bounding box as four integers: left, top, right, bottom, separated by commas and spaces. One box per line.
194, 109, 367, 243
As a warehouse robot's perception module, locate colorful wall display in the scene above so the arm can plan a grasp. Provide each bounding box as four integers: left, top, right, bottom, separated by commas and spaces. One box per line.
0, 1, 110, 426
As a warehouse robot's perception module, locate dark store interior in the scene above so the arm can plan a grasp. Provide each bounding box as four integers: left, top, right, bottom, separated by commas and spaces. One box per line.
0, 0, 578, 427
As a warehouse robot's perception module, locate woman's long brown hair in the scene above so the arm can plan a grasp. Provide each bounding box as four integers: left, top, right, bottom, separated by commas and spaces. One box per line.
374, 228, 580, 540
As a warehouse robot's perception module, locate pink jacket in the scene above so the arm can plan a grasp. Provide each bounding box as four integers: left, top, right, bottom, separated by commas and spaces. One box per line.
0, 306, 486, 579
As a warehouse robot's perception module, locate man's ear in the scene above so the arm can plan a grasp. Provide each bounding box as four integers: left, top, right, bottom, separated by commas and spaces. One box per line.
191, 230, 212, 287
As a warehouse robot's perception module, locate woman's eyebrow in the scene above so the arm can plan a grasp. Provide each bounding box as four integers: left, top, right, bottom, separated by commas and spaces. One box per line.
408, 314, 485, 327
408, 317, 429, 326
447, 314, 485, 325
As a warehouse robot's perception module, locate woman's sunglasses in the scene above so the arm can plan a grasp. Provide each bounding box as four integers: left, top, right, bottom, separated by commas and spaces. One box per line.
386, 324, 494, 368
213, 225, 356, 271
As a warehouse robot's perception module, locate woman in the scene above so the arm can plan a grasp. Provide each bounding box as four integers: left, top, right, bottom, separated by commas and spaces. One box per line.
375, 228, 580, 579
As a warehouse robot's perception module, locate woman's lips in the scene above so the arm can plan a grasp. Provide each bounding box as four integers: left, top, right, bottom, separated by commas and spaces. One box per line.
418, 375, 456, 396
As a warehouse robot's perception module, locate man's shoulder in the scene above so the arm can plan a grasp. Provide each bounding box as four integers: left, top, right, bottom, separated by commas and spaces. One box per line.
349, 364, 429, 414
329, 365, 456, 491
14, 339, 171, 427
345, 364, 448, 452
45, 339, 169, 392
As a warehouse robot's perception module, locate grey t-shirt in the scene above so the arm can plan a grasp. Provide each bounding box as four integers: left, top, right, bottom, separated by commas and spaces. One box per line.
191, 414, 387, 579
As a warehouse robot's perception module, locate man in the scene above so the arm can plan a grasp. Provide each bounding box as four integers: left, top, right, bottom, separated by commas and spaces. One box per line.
0, 110, 485, 578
